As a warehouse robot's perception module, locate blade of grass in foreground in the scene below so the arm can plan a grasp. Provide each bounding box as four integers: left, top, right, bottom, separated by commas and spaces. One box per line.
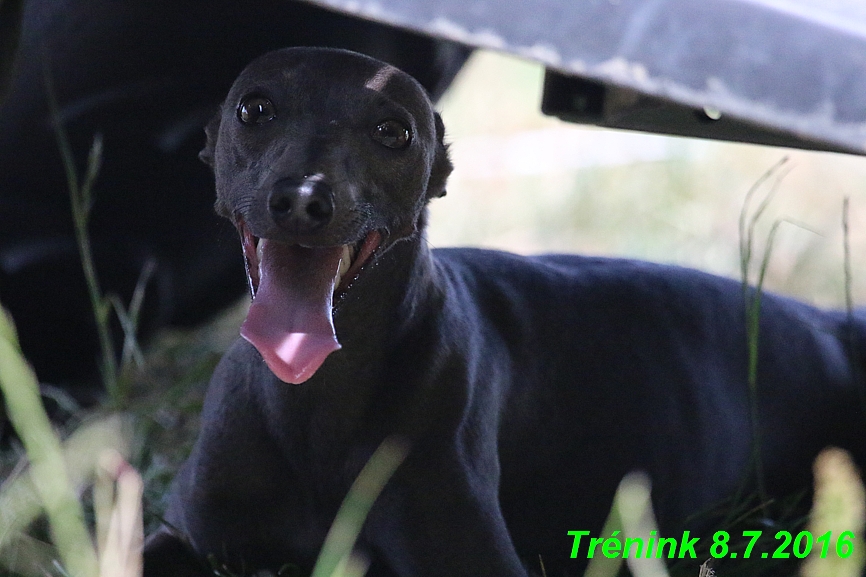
0, 415, 130, 562
311, 437, 409, 577
583, 473, 670, 577
801, 448, 865, 577
0, 306, 99, 577
95, 450, 144, 577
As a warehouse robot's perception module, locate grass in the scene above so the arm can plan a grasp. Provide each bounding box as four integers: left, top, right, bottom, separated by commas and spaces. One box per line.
737, 156, 793, 510
0, 71, 156, 575
310, 438, 409, 577
0, 301, 406, 577
0, 305, 407, 577
46, 75, 154, 408
582, 472, 668, 577
0, 307, 99, 577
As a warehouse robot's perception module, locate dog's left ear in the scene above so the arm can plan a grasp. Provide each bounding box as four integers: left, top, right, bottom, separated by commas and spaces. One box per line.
426, 112, 452, 200
198, 108, 221, 170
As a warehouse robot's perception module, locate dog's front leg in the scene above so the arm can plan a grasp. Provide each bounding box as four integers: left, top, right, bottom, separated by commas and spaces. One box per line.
366, 453, 528, 577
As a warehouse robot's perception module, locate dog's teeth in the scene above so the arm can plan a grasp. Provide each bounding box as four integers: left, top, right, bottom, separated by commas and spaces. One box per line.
339, 245, 352, 276
334, 244, 352, 291
256, 239, 264, 280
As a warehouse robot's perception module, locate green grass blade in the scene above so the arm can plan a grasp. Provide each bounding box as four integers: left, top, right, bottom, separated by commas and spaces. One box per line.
745, 163, 792, 281
311, 437, 409, 577
44, 68, 120, 402
0, 307, 99, 577
737, 159, 792, 512
841, 197, 866, 418
112, 258, 156, 382
738, 157, 789, 291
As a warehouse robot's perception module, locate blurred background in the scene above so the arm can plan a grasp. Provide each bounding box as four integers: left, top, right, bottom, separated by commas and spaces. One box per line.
431, 49, 866, 308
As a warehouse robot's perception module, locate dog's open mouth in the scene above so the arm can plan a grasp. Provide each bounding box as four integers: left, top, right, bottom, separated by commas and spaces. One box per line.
236, 221, 381, 384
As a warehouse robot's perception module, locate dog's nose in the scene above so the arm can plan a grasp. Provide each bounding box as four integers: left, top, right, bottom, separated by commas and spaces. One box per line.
268, 177, 335, 232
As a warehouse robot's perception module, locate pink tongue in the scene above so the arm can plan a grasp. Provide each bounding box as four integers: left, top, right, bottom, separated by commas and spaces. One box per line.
240, 241, 343, 384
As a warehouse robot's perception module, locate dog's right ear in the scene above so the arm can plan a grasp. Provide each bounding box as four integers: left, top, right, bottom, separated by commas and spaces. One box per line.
198, 109, 221, 170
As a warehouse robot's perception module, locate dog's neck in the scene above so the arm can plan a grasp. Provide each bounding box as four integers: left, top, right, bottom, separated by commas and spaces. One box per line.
331, 229, 441, 363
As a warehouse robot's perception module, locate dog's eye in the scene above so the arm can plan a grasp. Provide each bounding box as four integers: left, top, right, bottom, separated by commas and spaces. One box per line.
372, 119, 411, 149
238, 96, 277, 125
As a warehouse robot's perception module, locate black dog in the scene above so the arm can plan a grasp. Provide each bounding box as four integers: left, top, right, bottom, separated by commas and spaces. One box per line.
144, 47, 866, 576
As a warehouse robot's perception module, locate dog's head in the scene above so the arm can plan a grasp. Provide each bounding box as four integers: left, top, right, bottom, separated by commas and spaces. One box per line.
201, 47, 452, 384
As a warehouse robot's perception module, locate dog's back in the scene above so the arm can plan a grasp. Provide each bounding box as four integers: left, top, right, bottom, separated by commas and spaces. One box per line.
432, 247, 866, 569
